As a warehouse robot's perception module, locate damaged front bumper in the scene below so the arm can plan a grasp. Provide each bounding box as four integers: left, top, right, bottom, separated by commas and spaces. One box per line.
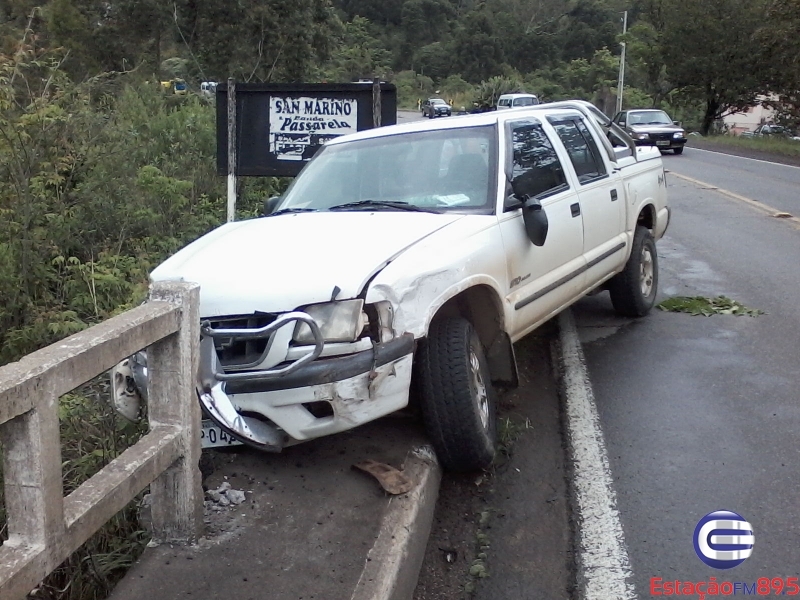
111, 311, 415, 452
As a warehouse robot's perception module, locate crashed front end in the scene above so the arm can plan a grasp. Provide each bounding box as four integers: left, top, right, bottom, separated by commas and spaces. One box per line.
113, 299, 414, 451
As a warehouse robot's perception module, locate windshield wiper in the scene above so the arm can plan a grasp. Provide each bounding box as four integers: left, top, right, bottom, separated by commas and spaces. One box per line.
328, 200, 439, 213
269, 207, 318, 216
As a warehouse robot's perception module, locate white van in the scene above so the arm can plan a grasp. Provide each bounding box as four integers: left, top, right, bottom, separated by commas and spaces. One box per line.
200, 81, 218, 98
497, 93, 539, 109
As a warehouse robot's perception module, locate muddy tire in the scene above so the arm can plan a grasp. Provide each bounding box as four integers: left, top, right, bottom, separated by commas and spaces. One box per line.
609, 225, 659, 317
416, 318, 497, 472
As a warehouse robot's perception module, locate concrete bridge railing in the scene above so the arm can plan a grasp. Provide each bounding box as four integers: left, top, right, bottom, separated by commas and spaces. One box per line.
0, 282, 203, 600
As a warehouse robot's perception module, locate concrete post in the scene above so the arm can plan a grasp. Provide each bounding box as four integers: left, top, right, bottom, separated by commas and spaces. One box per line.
0, 382, 65, 551
147, 281, 203, 543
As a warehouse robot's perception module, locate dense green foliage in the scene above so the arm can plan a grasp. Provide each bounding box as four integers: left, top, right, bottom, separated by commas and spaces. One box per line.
0, 47, 221, 363
330, 0, 798, 132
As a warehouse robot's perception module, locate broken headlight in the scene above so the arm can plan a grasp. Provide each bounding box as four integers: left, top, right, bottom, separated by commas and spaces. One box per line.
293, 299, 366, 344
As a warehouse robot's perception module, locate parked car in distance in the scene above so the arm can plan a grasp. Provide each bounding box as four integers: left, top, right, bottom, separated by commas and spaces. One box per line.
613, 109, 687, 154
741, 124, 800, 140
160, 78, 187, 96
497, 93, 539, 109
422, 98, 452, 118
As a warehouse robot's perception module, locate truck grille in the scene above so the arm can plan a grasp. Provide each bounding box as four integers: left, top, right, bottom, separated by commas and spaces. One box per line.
205, 314, 278, 368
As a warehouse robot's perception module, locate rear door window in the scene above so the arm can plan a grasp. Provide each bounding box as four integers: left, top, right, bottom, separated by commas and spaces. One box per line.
548, 118, 608, 184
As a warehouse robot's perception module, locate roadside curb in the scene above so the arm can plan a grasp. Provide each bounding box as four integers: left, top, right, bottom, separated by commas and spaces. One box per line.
350, 445, 442, 600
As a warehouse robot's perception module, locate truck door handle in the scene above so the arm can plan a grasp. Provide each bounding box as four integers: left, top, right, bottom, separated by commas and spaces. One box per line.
570, 203, 581, 217
610, 189, 618, 201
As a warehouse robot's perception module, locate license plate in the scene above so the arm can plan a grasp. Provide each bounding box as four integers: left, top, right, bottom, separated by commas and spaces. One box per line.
201, 420, 243, 448
656, 140, 670, 146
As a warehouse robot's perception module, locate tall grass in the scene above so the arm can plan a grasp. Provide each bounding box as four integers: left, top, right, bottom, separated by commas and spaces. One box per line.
688, 134, 800, 159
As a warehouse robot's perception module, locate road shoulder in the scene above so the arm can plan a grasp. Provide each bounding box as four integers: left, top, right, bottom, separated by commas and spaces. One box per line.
108, 418, 440, 600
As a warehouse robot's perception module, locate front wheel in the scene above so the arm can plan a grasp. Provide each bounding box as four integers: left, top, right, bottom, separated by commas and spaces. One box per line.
608, 225, 659, 317
416, 318, 497, 472
673, 147, 684, 155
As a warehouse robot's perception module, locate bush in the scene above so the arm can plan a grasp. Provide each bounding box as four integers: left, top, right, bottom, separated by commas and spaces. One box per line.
0, 46, 258, 365
0, 44, 280, 600
391, 70, 435, 108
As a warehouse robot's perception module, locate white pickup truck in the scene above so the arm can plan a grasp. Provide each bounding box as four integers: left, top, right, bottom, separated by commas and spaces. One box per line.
113, 100, 670, 472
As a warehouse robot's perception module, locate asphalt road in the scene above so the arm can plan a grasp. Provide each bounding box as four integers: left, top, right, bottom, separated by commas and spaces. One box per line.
573, 151, 800, 594
664, 146, 800, 215
397, 109, 800, 594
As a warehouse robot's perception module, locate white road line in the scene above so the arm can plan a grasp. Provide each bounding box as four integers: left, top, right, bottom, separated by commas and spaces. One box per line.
558, 310, 637, 600
686, 146, 800, 170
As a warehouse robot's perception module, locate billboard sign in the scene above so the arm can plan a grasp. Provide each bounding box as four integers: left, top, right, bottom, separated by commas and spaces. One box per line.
216, 82, 397, 177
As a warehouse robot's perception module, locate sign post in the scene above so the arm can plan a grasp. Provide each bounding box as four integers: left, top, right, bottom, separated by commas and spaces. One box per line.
226, 78, 236, 223
372, 78, 381, 128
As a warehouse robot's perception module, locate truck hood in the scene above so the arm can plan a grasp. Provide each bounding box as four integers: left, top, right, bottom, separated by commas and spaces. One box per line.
151, 211, 463, 316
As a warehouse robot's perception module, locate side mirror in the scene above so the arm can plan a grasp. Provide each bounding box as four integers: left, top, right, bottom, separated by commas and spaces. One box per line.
522, 198, 548, 247
673, 120, 681, 126
263, 196, 281, 215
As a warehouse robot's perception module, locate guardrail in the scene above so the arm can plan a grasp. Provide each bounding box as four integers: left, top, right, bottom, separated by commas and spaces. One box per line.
0, 281, 203, 599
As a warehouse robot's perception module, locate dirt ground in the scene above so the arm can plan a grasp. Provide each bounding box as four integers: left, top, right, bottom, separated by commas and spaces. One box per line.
414, 329, 573, 600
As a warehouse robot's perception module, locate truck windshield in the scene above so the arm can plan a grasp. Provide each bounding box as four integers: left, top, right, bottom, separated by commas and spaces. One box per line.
278, 125, 497, 214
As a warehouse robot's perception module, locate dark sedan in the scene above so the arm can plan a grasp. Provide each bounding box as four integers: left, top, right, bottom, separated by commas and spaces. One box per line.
422, 98, 452, 118
612, 109, 687, 154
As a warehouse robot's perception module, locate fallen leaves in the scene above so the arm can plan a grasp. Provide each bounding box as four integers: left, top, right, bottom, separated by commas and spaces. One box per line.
353, 459, 414, 495
657, 295, 764, 317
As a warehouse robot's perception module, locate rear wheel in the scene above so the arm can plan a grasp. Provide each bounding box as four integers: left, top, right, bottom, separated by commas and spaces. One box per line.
609, 225, 659, 317
416, 318, 497, 472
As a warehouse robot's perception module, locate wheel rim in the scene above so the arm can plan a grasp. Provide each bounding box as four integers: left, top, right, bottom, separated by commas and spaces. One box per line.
469, 349, 490, 429
640, 246, 654, 297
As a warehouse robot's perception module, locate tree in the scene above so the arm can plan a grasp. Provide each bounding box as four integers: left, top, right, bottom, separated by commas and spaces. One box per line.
413, 42, 452, 80
561, 0, 621, 62
327, 16, 392, 81
45, 0, 130, 75
452, 10, 505, 83
623, 22, 671, 106
391, 70, 434, 107
399, 0, 455, 65
175, 0, 337, 82
660, 0, 770, 134
116, 0, 172, 78
337, 0, 403, 26
758, 0, 800, 128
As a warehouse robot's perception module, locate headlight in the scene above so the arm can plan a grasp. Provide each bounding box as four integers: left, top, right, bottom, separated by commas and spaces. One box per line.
293, 299, 366, 344
634, 133, 650, 140
673, 131, 684, 139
